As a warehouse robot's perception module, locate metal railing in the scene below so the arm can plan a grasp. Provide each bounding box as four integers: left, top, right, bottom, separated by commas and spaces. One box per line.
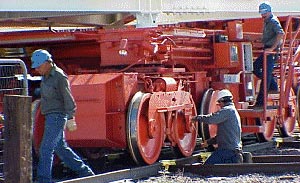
0, 59, 28, 111
0, 59, 28, 181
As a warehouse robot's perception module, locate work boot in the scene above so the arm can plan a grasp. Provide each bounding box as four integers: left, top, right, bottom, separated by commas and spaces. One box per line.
77, 166, 95, 178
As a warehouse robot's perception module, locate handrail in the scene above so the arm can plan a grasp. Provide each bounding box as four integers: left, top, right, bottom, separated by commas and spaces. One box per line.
275, 16, 300, 124
262, 50, 275, 119
280, 16, 300, 109
259, 16, 300, 120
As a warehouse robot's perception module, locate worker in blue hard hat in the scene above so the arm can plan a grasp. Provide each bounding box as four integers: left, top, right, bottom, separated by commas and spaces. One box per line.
191, 89, 243, 164
258, 2, 272, 15
31, 49, 94, 182
252, 2, 285, 108
31, 49, 53, 69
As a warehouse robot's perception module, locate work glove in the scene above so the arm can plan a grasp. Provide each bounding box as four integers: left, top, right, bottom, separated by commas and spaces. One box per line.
201, 140, 208, 148
66, 118, 77, 131
0, 114, 4, 123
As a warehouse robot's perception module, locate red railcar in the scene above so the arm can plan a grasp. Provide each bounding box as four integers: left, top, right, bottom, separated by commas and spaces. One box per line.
0, 15, 300, 165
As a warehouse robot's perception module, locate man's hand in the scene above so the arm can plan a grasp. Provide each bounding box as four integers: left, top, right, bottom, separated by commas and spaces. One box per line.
0, 115, 4, 124
201, 140, 208, 148
66, 118, 77, 131
264, 47, 274, 52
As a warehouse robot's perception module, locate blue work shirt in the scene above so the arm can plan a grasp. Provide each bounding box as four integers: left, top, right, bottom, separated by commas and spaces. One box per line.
195, 102, 242, 151
262, 14, 284, 49
40, 64, 76, 119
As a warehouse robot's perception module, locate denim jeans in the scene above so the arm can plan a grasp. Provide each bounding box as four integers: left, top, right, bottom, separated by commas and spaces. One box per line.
253, 53, 278, 105
37, 113, 94, 183
204, 149, 243, 164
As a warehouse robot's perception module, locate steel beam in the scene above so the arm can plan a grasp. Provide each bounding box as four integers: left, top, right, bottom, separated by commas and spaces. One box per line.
0, 0, 300, 27
1, 0, 299, 13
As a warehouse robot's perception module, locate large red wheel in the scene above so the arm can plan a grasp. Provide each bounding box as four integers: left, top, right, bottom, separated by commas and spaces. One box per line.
256, 89, 297, 141
297, 87, 300, 128
256, 118, 276, 142
127, 92, 165, 165
173, 95, 198, 157
32, 99, 45, 154
277, 89, 297, 137
199, 89, 220, 140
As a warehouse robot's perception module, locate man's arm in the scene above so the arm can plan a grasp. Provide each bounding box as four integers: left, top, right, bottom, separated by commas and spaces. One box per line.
191, 109, 228, 124
58, 74, 76, 119
265, 32, 284, 52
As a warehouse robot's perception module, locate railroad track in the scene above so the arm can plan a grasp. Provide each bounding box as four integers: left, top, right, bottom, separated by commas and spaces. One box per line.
0, 132, 296, 182
56, 137, 300, 182
183, 162, 300, 177
58, 153, 300, 183
57, 153, 202, 183
180, 138, 300, 177
58, 163, 161, 183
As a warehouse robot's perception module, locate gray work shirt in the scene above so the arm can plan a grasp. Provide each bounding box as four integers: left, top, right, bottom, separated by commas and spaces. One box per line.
196, 102, 242, 151
262, 14, 284, 48
40, 64, 76, 119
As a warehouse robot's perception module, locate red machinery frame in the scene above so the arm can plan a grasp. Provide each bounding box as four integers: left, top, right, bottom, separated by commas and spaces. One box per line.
1, 16, 300, 164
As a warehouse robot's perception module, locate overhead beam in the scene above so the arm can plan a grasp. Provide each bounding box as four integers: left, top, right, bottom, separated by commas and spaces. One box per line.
1, 0, 299, 14
0, 0, 300, 27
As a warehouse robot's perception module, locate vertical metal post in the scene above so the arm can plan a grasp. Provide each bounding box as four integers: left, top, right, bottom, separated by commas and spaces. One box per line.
263, 51, 267, 119
3, 95, 32, 183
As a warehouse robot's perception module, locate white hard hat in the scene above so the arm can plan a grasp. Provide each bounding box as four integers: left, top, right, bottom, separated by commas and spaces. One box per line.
217, 89, 233, 102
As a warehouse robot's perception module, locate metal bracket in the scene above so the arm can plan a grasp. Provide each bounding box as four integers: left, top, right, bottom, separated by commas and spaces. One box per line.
135, 13, 158, 28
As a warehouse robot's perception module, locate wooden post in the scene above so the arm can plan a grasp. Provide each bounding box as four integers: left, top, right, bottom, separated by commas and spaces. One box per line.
3, 95, 32, 183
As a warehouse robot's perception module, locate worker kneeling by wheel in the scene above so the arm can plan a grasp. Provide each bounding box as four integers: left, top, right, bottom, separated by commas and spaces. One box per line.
191, 89, 243, 164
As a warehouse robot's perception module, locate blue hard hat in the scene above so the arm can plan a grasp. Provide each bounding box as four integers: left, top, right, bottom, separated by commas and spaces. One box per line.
259, 2, 272, 14
31, 49, 52, 68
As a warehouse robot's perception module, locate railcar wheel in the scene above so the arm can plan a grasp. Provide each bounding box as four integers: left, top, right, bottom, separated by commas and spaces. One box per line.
256, 118, 275, 142
173, 96, 198, 157
32, 99, 45, 154
277, 89, 297, 137
127, 92, 164, 165
297, 87, 300, 128
199, 89, 220, 140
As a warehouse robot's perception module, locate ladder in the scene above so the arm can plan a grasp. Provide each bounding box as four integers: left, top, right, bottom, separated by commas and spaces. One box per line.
238, 16, 300, 141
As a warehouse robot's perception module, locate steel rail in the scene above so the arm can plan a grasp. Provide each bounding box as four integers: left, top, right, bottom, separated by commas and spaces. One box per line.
58, 153, 202, 183
252, 155, 300, 163
242, 141, 276, 152
183, 163, 300, 177
58, 163, 161, 183
278, 141, 300, 148
54, 139, 299, 182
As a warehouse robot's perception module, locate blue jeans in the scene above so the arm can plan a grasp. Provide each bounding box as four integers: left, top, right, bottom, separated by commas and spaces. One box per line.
204, 149, 243, 164
253, 53, 278, 105
37, 113, 94, 183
